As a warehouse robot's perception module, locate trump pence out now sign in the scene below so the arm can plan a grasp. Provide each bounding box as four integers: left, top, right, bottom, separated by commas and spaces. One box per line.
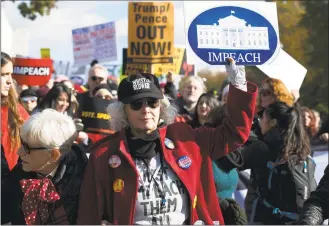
128, 2, 174, 64
12, 58, 53, 86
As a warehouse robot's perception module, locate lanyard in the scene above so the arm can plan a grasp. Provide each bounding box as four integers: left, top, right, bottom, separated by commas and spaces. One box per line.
142, 153, 167, 207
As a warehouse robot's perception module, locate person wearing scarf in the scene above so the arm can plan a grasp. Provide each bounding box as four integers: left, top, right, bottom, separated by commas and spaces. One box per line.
1, 109, 88, 225
77, 58, 258, 225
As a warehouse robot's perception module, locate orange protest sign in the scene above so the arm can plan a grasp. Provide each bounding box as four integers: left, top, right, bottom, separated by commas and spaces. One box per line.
128, 2, 174, 64
12, 58, 53, 86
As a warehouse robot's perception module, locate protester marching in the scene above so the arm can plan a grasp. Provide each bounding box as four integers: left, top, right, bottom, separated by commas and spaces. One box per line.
1, 0, 328, 225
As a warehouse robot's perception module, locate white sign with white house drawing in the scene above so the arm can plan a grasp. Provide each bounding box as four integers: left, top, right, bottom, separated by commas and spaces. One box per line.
197, 12, 269, 50
184, 1, 280, 66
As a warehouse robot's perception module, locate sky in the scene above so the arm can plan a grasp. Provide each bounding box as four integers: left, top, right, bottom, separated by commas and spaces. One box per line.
1, 1, 186, 66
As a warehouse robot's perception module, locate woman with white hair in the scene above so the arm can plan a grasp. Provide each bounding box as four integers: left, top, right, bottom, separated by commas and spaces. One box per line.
77, 58, 258, 225
2, 109, 88, 225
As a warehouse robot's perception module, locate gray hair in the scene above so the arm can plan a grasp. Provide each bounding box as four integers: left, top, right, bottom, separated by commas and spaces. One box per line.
179, 75, 207, 93
107, 96, 178, 131
20, 109, 77, 153
88, 64, 108, 78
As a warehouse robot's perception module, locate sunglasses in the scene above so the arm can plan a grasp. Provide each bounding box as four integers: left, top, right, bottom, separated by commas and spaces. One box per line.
91, 76, 105, 82
260, 89, 272, 97
129, 98, 160, 111
20, 138, 52, 154
22, 96, 37, 103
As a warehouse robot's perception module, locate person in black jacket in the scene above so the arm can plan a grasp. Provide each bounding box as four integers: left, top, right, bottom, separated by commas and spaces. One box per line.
298, 119, 329, 225
1, 109, 88, 225
298, 164, 329, 225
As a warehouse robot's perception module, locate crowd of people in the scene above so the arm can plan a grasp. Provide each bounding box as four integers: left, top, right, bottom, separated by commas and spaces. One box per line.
1, 51, 328, 225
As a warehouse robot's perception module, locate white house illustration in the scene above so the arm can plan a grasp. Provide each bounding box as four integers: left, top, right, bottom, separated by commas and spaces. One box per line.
197, 11, 269, 50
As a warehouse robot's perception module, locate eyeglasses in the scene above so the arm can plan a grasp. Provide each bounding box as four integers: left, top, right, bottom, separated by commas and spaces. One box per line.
260, 89, 272, 97
129, 98, 160, 111
20, 138, 52, 154
22, 96, 37, 103
91, 76, 105, 82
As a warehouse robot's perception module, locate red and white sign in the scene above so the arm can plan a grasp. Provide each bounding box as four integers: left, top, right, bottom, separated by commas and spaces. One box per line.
72, 21, 117, 66
13, 58, 53, 86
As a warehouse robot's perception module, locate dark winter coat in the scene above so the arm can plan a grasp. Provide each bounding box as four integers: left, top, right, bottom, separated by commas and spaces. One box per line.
298, 165, 329, 225
175, 97, 195, 120
1, 144, 88, 225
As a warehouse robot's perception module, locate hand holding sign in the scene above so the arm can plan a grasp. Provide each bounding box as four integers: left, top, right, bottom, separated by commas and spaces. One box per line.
225, 57, 246, 87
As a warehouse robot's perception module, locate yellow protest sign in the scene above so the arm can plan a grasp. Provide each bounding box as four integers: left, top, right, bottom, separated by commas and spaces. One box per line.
40, 48, 51, 58
121, 48, 152, 76
152, 47, 185, 76
128, 2, 174, 64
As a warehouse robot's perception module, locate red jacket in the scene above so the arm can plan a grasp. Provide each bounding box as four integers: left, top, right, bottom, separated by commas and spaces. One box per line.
1, 104, 29, 170
77, 83, 257, 225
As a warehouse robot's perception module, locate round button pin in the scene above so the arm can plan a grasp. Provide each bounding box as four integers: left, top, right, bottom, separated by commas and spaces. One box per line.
108, 155, 121, 168
164, 138, 175, 149
177, 156, 192, 169
113, 179, 124, 192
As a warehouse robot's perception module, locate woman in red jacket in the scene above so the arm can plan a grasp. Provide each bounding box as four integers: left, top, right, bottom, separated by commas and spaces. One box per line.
1, 52, 29, 177
77, 58, 258, 225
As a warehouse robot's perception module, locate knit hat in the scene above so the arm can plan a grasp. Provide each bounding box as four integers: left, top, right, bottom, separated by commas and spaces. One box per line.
159, 83, 166, 89
36, 86, 50, 98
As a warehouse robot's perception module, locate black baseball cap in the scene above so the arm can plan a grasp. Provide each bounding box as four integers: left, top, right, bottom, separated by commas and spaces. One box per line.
118, 73, 163, 104
20, 88, 37, 98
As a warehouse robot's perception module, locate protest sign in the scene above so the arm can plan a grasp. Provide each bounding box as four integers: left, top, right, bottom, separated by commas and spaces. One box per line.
152, 47, 184, 75
128, 2, 174, 64
122, 48, 152, 76
53, 60, 70, 78
184, 1, 280, 66
12, 58, 53, 86
257, 49, 307, 91
152, 47, 195, 76
40, 48, 51, 58
69, 65, 88, 85
79, 96, 113, 135
72, 21, 117, 66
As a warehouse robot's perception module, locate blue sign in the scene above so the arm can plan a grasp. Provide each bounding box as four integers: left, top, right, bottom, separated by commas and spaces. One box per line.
187, 6, 279, 65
